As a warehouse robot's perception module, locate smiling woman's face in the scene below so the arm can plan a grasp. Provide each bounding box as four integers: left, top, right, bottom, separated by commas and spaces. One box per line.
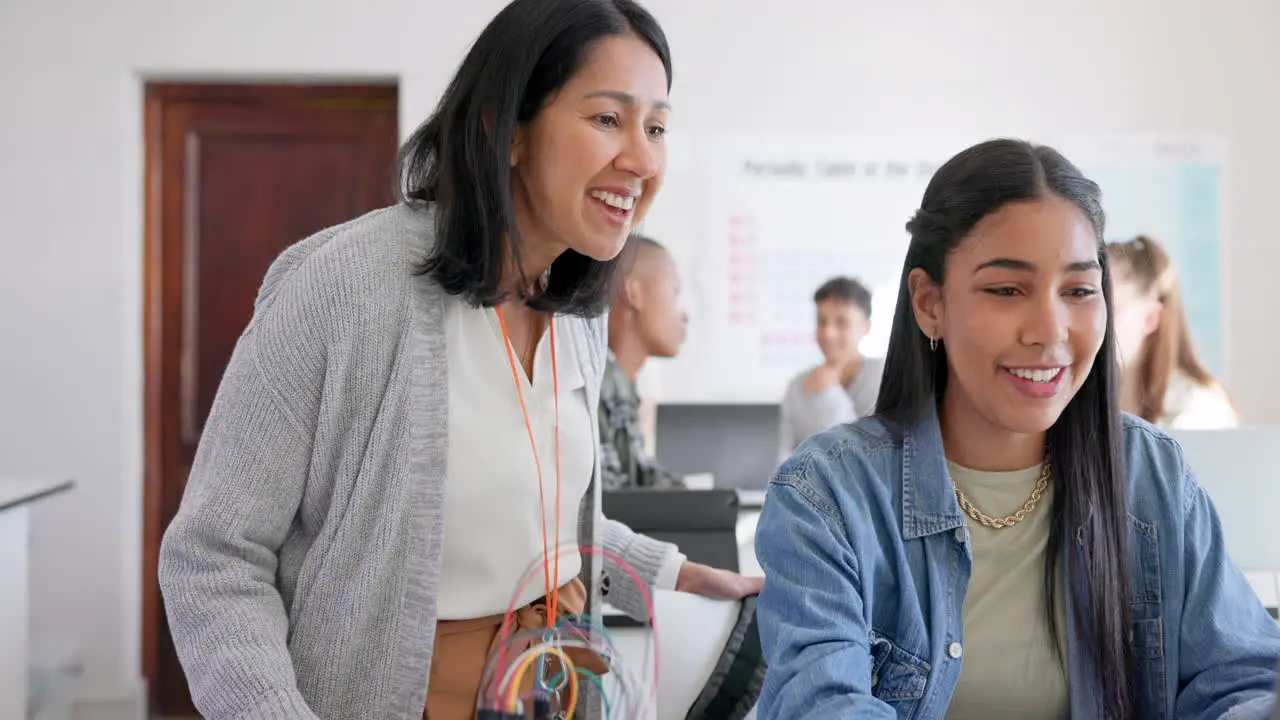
911, 195, 1108, 439
510, 33, 670, 267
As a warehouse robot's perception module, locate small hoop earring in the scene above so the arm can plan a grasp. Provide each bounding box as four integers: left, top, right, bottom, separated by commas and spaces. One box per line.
929, 335, 938, 352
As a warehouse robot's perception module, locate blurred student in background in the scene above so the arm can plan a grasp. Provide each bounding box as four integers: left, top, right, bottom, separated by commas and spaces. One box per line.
1107, 235, 1239, 429
600, 234, 689, 488
778, 276, 885, 457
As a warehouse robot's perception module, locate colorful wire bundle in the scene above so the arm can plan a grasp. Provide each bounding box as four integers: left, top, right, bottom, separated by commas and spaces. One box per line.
475, 545, 661, 719
486, 310, 660, 718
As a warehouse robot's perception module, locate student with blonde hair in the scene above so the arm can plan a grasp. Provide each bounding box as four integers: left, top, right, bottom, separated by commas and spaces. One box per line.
1106, 235, 1238, 429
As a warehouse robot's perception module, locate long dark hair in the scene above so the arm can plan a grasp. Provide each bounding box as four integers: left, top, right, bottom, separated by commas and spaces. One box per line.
1106, 234, 1236, 423
399, 0, 672, 316
876, 139, 1134, 717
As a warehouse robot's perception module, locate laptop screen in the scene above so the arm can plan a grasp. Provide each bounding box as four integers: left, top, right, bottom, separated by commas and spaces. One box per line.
1167, 427, 1280, 573
653, 403, 781, 491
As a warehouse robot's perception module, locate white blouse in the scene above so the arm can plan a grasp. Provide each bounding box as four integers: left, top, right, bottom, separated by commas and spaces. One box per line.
438, 300, 595, 619
1161, 372, 1239, 430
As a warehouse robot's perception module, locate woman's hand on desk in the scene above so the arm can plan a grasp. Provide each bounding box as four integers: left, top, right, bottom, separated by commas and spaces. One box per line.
676, 562, 764, 600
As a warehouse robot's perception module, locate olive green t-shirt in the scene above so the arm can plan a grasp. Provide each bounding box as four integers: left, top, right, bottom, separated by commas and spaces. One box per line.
945, 460, 1069, 720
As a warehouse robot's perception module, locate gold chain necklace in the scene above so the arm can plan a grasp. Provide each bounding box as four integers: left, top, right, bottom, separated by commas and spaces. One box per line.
953, 458, 1050, 530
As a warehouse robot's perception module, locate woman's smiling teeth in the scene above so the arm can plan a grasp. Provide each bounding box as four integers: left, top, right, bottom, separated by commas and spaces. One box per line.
1007, 367, 1064, 383
590, 189, 636, 210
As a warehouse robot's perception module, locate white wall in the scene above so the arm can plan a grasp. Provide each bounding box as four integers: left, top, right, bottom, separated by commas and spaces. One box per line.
1, 0, 1276, 707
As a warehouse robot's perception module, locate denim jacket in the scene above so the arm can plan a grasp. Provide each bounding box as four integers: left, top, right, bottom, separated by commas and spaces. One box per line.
754, 406, 1280, 719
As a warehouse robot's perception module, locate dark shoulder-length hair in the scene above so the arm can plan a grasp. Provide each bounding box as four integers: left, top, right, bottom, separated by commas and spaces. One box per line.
876, 139, 1135, 717
398, 0, 672, 317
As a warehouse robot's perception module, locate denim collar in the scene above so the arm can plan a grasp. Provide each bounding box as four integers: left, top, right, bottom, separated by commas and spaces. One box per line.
900, 402, 968, 540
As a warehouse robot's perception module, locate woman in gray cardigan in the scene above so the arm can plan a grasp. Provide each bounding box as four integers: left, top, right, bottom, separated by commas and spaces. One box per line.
157, 1, 759, 718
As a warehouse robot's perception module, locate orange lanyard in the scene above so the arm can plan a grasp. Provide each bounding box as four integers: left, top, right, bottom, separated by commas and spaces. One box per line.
494, 306, 562, 627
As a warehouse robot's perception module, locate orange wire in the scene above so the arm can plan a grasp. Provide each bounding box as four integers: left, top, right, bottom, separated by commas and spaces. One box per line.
494, 306, 562, 627
548, 318, 561, 623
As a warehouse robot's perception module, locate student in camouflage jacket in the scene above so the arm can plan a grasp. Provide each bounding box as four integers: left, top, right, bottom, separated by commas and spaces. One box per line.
600, 235, 688, 489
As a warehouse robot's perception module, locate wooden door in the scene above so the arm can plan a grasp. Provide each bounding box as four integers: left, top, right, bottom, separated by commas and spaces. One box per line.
141, 82, 398, 716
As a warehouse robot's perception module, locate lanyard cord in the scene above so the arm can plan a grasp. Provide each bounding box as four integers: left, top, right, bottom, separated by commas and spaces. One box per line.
494, 306, 562, 627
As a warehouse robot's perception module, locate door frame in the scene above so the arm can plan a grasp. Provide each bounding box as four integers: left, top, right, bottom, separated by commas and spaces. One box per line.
140, 81, 398, 709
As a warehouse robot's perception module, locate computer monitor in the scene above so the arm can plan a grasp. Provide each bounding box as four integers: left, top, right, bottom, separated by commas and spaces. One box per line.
1167, 427, 1280, 573
653, 403, 781, 491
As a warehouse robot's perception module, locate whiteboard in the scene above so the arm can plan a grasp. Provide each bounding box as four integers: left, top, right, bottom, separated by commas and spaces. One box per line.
643, 134, 1227, 405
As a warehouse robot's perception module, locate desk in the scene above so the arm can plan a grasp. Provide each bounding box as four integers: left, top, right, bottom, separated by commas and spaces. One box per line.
602, 592, 757, 720
735, 491, 765, 578
1, 478, 73, 720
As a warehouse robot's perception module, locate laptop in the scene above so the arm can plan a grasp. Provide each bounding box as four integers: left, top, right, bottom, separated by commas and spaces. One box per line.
1167, 427, 1280, 573
653, 404, 781, 492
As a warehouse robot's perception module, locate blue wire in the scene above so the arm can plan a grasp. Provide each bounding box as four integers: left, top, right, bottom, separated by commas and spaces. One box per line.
555, 614, 620, 650
508, 613, 648, 716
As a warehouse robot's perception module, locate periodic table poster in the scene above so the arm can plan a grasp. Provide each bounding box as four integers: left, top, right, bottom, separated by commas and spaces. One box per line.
658, 135, 1227, 404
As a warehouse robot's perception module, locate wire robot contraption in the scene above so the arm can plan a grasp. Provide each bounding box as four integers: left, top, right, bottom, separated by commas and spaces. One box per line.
473, 546, 660, 720
483, 309, 659, 718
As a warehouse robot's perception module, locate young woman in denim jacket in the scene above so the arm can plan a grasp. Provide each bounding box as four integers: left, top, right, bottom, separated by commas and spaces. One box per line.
753, 139, 1280, 719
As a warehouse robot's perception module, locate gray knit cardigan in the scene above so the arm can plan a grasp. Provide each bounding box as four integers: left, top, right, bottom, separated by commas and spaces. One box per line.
157, 203, 680, 719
